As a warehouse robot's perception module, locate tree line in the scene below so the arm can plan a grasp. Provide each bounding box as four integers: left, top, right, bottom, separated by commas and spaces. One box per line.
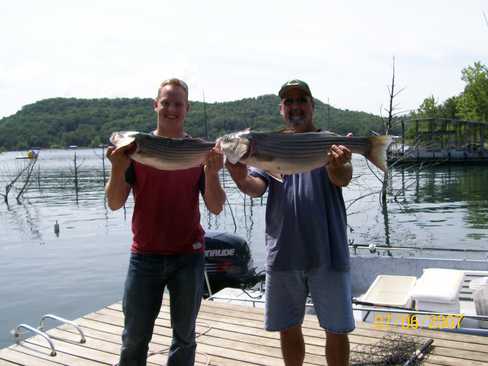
0, 95, 388, 151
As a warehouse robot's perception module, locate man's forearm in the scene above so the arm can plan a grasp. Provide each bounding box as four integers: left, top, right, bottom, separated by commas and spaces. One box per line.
204, 172, 226, 214
327, 162, 353, 187
235, 175, 267, 197
105, 169, 130, 210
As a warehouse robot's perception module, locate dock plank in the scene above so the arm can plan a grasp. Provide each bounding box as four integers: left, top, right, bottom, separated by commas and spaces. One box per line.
1, 298, 488, 365
105, 302, 488, 365
110, 300, 488, 364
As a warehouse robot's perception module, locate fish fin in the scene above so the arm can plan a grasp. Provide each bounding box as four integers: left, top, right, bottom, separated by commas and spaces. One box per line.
266, 171, 284, 183
366, 135, 394, 172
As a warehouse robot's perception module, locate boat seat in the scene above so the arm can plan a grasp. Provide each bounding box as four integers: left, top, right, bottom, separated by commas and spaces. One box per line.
409, 268, 465, 313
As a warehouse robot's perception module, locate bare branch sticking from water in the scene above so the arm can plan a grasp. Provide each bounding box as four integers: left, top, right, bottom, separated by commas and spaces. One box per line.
346, 190, 382, 211
16, 158, 38, 202
2, 159, 37, 204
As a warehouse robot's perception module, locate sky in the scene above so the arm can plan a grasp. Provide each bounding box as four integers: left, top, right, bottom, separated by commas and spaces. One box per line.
1, 0, 487, 119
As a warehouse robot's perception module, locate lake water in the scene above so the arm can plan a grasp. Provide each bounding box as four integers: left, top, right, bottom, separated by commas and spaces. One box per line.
1, 148, 487, 348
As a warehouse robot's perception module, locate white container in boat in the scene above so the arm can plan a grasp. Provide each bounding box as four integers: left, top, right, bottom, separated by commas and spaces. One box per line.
410, 268, 464, 313
473, 285, 488, 329
469, 277, 488, 292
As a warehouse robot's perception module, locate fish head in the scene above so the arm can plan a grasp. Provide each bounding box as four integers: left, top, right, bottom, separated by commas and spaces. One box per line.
109, 131, 138, 149
217, 129, 251, 164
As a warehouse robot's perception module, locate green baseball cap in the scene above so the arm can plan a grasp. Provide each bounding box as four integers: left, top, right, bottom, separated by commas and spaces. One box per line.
278, 79, 312, 98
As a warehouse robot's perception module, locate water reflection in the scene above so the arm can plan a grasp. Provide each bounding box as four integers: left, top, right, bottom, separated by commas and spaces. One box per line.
393, 164, 488, 230
4, 199, 44, 244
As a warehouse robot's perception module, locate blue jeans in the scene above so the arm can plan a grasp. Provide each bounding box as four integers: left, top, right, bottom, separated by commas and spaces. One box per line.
118, 252, 205, 366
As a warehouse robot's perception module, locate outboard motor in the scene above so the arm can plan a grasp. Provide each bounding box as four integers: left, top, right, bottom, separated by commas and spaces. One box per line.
204, 231, 262, 296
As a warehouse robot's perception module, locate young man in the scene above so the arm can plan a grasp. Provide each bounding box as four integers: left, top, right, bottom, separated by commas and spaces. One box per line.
106, 78, 226, 366
226, 80, 355, 366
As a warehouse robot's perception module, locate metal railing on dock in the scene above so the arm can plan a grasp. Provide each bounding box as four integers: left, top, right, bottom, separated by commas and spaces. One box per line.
11, 313, 86, 357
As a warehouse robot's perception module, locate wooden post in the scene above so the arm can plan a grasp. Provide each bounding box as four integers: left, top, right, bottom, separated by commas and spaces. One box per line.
441, 120, 446, 149
415, 119, 419, 161
100, 144, 106, 187
429, 119, 433, 156
74, 151, 79, 199
455, 120, 459, 148
481, 124, 485, 150
401, 119, 405, 155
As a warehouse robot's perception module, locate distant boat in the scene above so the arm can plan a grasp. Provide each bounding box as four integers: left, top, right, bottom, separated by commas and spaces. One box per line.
15, 149, 39, 160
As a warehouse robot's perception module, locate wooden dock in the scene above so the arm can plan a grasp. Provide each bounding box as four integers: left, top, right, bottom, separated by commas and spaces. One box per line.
1, 298, 488, 365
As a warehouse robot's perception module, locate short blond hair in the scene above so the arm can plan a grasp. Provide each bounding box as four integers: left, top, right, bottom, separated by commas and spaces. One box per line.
156, 78, 189, 101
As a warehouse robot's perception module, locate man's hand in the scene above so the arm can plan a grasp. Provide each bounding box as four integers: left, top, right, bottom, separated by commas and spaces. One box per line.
327, 145, 352, 169
106, 144, 132, 173
225, 161, 249, 184
326, 133, 353, 187
204, 148, 224, 175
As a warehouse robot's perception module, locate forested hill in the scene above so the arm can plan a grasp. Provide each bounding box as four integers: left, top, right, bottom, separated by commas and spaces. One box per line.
0, 95, 388, 150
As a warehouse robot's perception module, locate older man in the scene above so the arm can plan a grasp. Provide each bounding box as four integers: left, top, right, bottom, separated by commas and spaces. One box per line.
226, 80, 354, 366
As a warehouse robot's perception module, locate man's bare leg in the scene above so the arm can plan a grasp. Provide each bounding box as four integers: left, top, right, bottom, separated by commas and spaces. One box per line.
325, 331, 349, 366
280, 324, 305, 366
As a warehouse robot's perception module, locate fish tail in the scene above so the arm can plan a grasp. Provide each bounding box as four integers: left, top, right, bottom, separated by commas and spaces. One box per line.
366, 135, 393, 172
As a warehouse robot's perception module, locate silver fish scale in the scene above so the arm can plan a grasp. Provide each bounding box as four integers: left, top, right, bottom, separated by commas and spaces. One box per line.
135, 133, 214, 162
247, 132, 371, 156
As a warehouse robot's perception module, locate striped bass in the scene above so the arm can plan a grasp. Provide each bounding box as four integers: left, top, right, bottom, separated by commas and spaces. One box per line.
109, 131, 215, 170
218, 130, 393, 174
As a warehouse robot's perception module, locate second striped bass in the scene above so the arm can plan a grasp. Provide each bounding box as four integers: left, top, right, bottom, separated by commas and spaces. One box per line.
219, 130, 393, 174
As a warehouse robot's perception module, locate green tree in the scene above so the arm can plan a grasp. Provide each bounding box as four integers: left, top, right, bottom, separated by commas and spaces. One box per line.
456, 62, 488, 121
416, 95, 440, 118
439, 96, 459, 119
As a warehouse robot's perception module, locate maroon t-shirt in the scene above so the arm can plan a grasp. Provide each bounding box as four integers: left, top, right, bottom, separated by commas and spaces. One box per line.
127, 161, 205, 255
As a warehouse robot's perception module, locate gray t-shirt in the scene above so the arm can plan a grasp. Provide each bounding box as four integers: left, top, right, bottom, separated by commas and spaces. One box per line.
250, 167, 350, 272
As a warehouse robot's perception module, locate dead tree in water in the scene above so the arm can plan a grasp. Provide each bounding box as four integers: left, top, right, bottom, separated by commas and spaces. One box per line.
380, 57, 405, 250
16, 159, 38, 202
73, 151, 81, 203
99, 145, 107, 187
383, 57, 405, 136
1, 158, 38, 205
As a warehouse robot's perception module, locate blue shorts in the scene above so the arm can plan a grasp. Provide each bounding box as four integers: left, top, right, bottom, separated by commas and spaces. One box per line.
265, 263, 355, 333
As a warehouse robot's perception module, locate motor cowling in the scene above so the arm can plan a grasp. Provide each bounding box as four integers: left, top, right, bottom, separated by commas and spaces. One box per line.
204, 231, 260, 296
